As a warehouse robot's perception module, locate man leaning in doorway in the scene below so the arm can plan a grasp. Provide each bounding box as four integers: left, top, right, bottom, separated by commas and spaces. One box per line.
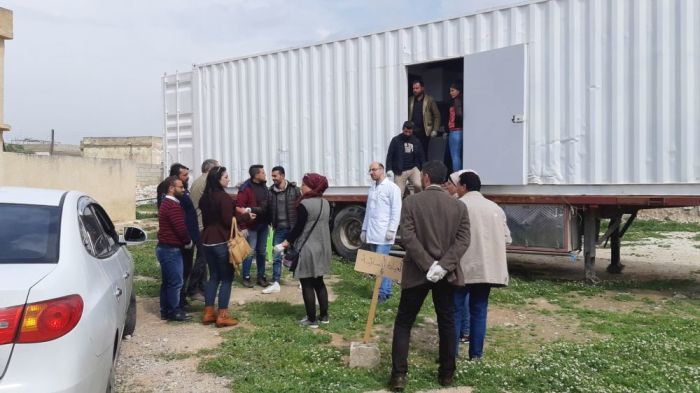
386, 121, 425, 197
408, 79, 441, 155
360, 161, 402, 303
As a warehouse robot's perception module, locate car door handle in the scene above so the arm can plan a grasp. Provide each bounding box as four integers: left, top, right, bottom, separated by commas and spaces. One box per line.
115, 288, 123, 298
123, 271, 130, 279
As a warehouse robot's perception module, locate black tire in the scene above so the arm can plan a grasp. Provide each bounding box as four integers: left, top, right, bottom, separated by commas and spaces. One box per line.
122, 292, 136, 338
331, 205, 365, 260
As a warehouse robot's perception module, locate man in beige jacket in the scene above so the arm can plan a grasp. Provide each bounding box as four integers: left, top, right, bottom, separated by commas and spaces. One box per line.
454, 170, 511, 360
408, 79, 441, 155
390, 161, 470, 391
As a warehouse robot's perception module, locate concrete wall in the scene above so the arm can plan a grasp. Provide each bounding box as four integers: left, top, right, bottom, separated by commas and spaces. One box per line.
81, 136, 162, 165
136, 163, 162, 186
0, 152, 136, 222
0, 8, 13, 147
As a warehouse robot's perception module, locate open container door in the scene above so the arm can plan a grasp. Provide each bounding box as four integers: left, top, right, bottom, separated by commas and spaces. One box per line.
463, 44, 527, 185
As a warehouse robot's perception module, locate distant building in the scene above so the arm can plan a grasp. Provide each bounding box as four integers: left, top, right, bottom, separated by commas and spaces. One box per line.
81, 136, 163, 185
0, 8, 13, 149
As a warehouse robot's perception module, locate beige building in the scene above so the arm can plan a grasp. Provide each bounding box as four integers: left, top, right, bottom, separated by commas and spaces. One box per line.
0, 8, 13, 148
81, 136, 163, 186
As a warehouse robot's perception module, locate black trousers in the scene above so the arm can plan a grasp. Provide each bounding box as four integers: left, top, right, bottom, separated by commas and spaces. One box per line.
186, 242, 207, 296
391, 280, 456, 378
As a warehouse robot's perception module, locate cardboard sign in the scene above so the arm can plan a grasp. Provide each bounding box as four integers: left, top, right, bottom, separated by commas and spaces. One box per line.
354, 249, 403, 282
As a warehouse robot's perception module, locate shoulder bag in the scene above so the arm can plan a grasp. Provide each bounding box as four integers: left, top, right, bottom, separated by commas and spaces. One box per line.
228, 216, 252, 268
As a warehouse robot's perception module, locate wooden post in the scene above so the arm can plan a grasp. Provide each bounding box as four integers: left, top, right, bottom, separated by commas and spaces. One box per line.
362, 274, 383, 344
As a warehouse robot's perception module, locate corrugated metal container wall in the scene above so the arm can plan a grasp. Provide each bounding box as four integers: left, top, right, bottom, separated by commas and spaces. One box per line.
187, 0, 699, 190
163, 72, 195, 176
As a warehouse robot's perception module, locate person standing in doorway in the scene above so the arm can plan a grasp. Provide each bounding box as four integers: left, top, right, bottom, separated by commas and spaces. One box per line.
156, 176, 193, 322
360, 161, 402, 303
408, 79, 441, 155
389, 161, 470, 391
264, 166, 301, 294
455, 170, 511, 361
169, 163, 199, 310
237, 164, 271, 288
447, 82, 463, 171
187, 158, 220, 301
386, 121, 425, 197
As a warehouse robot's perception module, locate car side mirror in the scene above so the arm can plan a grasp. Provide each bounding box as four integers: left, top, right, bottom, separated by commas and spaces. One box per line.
119, 226, 147, 245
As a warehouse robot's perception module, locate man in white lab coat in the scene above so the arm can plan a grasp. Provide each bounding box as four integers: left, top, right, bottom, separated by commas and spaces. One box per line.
361, 161, 402, 303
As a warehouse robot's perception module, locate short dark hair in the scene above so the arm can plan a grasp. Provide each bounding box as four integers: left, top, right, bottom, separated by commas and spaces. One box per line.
411, 79, 424, 87
249, 164, 264, 179
459, 171, 482, 191
421, 161, 447, 185
201, 159, 219, 173
156, 176, 181, 207
169, 163, 189, 177
402, 120, 414, 130
271, 166, 285, 176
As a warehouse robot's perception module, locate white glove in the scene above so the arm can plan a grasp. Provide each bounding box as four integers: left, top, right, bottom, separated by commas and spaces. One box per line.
184, 240, 194, 250
385, 230, 396, 241
273, 243, 286, 255
426, 261, 448, 283
244, 207, 252, 213
360, 231, 366, 244
386, 170, 394, 179
430, 131, 437, 137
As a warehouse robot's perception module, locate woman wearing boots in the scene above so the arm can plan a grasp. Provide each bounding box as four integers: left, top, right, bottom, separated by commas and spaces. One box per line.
279, 173, 332, 328
198, 166, 243, 327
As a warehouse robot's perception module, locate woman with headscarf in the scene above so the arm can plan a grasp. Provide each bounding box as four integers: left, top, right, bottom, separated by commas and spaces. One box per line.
279, 173, 332, 328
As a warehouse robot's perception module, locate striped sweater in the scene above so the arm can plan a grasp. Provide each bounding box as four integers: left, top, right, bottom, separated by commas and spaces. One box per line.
158, 196, 192, 247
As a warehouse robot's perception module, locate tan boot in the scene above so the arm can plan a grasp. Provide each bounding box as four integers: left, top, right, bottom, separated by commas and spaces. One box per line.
202, 306, 217, 325
215, 308, 239, 328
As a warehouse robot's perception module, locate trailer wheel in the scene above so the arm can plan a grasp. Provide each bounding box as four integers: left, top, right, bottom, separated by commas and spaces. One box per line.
331, 205, 365, 260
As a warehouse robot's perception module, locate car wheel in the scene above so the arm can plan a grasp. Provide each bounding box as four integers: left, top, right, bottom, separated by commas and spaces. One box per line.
122, 292, 136, 338
331, 205, 365, 260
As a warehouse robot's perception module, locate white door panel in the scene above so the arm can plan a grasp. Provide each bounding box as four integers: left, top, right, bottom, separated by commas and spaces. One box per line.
463, 44, 527, 185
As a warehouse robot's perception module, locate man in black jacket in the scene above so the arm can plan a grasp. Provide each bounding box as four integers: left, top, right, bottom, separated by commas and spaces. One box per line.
386, 121, 425, 197
264, 166, 301, 294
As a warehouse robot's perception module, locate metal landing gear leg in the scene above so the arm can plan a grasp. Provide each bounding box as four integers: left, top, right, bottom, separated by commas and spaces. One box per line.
583, 207, 601, 284
606, 216, 625, 274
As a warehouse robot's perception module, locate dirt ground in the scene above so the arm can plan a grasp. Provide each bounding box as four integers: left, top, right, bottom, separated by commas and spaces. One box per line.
115, 232, 699, 393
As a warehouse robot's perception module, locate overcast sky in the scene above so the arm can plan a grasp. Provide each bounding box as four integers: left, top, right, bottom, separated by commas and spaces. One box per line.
3, 0, 520, 144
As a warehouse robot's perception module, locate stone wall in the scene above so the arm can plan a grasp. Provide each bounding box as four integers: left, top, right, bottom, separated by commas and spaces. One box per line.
81, 136, 162, 165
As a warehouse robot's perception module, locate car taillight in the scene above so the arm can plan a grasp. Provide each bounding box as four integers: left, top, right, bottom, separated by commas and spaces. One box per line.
0, 305, 24, 345
14, 295, 83, 344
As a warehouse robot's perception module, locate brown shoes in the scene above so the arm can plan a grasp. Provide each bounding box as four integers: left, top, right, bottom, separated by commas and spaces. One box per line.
215, 308, 239, 328
202, 306, 217, 325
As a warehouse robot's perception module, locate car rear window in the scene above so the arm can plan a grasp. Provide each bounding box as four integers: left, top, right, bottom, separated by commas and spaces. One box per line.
0, 204, 61, 264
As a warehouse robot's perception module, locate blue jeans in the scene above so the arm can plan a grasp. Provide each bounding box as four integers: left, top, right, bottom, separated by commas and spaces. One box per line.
156, 246, 184, 318
453, 286, 471, 355
203, 244, 234, 309
449, 130, 463, 171
466, 284, 491, 359
272, 227, 289, 283
242, 226, 269, 280
367, 243, 393, 299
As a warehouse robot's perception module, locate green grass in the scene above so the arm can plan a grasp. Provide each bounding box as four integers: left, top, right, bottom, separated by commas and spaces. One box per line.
194, 257, 700, 393
618, 219, 700, 243
131, 218, 700, 392
136, 203, 159, 219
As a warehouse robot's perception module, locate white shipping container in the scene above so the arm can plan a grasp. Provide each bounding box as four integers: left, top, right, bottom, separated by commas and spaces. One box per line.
164, 0, 700, 198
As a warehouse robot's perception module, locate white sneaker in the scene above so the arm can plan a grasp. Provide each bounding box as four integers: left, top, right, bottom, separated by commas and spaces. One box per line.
261, 282, 281, 294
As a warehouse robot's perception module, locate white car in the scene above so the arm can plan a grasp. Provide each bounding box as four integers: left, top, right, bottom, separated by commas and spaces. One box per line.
0, 187, 146, 392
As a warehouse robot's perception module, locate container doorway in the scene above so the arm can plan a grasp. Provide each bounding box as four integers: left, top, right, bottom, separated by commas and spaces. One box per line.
406, 58, 463, 172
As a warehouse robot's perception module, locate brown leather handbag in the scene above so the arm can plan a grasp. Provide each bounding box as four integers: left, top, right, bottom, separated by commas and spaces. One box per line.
228, 217, 252, 268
